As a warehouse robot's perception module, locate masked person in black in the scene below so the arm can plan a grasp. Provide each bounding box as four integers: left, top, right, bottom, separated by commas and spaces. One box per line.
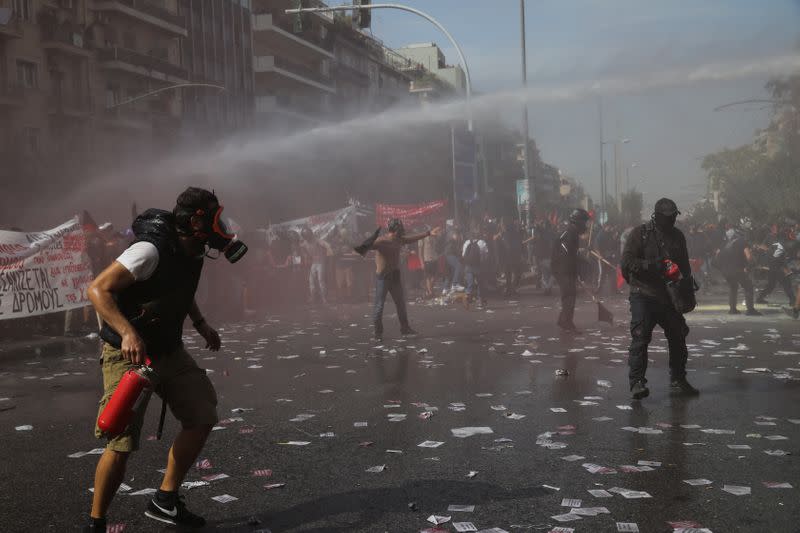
84, 188, 247, 532
621, 198, 698, 400
552, 209, 590, 331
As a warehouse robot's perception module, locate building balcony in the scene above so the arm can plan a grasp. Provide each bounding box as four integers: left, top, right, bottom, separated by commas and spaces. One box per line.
253, 55, 334, 93
98, 46, 188, 83
0, 82, 24, 106
252, 13, 333, 59
49, 91, 93, 117
91, 0, 187, 37
41, 26, 92, 57
335, 62, 369, 87
255, 94, 325, 124
0, 11, 22, 39
101, 105, 154, 131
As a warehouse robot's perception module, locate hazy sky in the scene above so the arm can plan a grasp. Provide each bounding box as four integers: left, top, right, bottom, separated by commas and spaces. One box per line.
369, 0, 800, 210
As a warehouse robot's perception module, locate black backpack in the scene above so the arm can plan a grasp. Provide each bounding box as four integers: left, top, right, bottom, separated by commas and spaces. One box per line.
463, 240, 482, 267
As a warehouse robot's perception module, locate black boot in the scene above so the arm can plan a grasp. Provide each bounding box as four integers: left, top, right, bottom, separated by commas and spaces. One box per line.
630, 380, 650, 400
670, 378, 700, 396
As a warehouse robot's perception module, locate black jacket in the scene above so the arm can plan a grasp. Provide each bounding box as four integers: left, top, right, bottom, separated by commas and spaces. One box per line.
551, 224, 581, 278
100, 209, 203, 358
621, 221, 691, 303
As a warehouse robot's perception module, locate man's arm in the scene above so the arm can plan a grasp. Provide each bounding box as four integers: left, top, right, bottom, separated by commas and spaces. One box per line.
189, 299, 221, 351
402, 231, 432, 245
88, 262, 145, 363
621, 226, 646, 281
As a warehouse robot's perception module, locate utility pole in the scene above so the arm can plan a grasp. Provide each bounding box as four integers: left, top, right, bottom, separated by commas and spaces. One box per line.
598, 96, 605, 224
519, 0, 533, 222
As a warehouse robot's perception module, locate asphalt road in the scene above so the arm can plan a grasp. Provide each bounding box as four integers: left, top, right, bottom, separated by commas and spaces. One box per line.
1, 290, 799, 533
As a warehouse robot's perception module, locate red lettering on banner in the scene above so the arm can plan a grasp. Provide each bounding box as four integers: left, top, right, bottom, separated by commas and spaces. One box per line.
375, 201, 448, 228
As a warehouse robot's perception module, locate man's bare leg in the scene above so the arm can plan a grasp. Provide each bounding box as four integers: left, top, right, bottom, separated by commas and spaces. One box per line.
159, 425, 213, 491
91, 449, 130, 519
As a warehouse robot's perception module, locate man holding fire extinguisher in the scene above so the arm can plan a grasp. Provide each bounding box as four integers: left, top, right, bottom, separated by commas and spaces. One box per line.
83, 187, 247, 531
621, 198, 699, 400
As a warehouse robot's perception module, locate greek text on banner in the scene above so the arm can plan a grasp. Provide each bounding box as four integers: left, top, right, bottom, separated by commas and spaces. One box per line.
0, 217, 93, 320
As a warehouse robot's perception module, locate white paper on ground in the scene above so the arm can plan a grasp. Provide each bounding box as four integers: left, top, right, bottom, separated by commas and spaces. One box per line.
427, 515, 451, 525
454, 522, 478, 532
551, 513, 582, 522
211, 494, 238, 503
451, 427, 494, 438
683, 479, 713, 486
616, 523, 639, 532
588, 489, 613, 498
561, 498, 582, 508
722, 484, 751, 496
418, 440, 445, 448
128, 488, 158, 496
447, 505, 475, 512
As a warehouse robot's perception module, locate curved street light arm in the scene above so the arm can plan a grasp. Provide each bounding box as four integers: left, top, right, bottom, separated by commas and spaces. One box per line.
286, 3, 473, 130
107, 83, 226, 110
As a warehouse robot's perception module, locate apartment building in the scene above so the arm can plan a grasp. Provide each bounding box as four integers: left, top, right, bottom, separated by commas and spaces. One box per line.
181, 0, 254, 137
397, 42, 466, 94
250, 0, 335, 130
331, 17, 411, 119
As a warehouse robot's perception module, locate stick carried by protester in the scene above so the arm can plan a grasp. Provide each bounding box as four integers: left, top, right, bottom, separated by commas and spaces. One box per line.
578, 279, 615, 324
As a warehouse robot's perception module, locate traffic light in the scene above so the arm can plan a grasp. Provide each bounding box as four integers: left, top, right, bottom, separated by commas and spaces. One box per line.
354, 0, 371, 29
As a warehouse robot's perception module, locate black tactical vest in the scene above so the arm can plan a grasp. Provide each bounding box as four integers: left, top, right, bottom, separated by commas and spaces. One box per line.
100, 209, 203, 358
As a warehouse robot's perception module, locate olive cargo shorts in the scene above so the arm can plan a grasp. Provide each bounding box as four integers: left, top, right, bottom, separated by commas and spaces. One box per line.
95, 343, 218, 452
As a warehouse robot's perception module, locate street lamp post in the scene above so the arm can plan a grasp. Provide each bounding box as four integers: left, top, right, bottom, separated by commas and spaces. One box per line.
519, 0, 533, 222
601, 137, 630, 212
285, 3, 473, 131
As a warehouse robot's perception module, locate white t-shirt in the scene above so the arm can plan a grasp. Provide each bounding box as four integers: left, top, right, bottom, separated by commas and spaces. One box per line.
116, 241, 160, 281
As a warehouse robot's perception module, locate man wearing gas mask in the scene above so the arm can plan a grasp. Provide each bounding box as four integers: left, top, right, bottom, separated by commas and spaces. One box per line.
621, 198, 698, 400
83, 187, 247, 531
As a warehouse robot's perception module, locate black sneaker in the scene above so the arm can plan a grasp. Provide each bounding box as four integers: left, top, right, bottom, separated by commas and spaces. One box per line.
400, 328, 418, 337
782, 306, 799, 319
630, 381, 650, 400
81, 517, 107, 533
745, 308, 762, 316
145, 495, 206, 528
670, 378, 700, 396
728, 309, 741, 315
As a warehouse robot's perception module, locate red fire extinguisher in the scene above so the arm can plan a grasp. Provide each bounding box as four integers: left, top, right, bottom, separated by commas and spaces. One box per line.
97, 357, 157, 438
662, 259, 681, 283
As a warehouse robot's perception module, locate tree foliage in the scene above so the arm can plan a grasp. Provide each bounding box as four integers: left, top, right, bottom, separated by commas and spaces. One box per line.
700, 71, 800, 224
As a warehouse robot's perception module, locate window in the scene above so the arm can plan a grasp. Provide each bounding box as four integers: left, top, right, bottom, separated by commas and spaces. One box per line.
24, 128, 40, 156
12, 0, 32, 22
16, 61, 37, 88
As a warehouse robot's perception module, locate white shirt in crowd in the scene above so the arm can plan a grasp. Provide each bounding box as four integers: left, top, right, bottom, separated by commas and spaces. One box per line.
116, 241, 160, 281
462, 239, 489, 261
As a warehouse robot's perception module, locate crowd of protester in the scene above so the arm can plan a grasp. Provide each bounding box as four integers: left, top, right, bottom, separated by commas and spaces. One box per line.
5, 210, 800, 342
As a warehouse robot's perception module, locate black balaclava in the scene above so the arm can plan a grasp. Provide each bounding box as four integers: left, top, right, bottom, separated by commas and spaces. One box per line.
653, 198, 679, 231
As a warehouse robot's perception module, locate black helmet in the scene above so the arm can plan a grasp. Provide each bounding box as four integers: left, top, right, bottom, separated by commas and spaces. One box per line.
654, 198, 680, 217
387, 218, 404, 234
568, 208, 590, 225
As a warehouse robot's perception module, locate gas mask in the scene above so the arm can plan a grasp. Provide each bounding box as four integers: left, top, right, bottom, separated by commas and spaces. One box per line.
178, 204, 247, 263
204, 206, 247, 263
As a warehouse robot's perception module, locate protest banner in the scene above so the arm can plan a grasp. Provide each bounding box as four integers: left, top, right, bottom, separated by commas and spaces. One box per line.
265, 205, 364, 241
0, 217, 93, 320
375, 200, 447, 229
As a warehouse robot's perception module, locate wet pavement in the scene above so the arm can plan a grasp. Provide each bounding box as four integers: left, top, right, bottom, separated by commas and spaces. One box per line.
1, 291, 799, 533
